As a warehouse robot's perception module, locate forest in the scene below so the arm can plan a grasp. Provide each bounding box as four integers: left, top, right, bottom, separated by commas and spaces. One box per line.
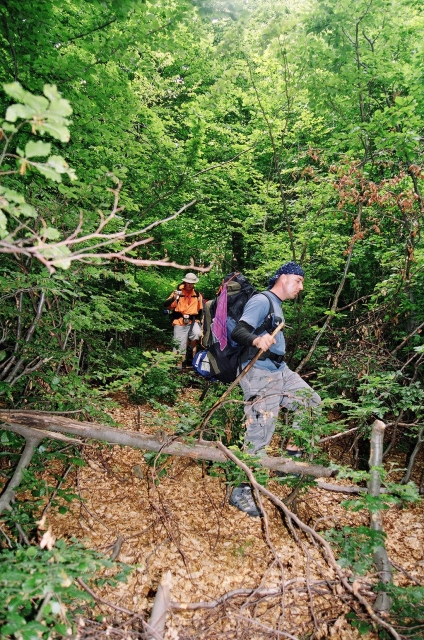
0, 0, 423, 638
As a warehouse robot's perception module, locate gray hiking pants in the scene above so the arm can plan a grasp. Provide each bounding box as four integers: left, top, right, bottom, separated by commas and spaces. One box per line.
239, 364, 321, 454
173, 322, 202, 354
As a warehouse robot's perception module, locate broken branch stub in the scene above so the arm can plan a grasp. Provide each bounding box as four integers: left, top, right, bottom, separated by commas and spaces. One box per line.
368, 419, 393, 613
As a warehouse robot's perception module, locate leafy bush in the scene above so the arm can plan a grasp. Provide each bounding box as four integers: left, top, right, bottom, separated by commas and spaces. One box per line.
105, 350, 184, 405
324, 526, 387, 575
380, 584, 424, 639
0, 539, 131, 639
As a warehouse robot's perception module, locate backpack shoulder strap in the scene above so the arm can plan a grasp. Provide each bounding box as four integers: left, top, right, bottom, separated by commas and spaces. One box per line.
252, 291, 274, 334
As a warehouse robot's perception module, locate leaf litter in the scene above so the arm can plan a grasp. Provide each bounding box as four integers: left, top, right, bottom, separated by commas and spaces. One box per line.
44, 387, 423, 639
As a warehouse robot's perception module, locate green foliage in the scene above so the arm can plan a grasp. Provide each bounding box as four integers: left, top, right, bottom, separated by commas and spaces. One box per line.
330, 464, 421, 513
345, 612, 374, 636
209, 446, 269, 488
0, 0, 422, 634
0, 435, 86, 527
198, 383, 245, 445
4, 81, 73, 144
105, 350, 184, 405
324, 526, 387, 575
378, 584, 424, 639
1, 82, 77, 266
341, 482, 420, 513
276, 396, 337, 462
143, 451, 170, 483
0, 539, 131, 640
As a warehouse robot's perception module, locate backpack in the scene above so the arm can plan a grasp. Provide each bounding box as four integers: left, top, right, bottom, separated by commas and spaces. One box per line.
192, 272, 273, 383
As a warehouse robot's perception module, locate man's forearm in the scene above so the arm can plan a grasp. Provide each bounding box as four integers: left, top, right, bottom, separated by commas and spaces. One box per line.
231, 321, 257, 347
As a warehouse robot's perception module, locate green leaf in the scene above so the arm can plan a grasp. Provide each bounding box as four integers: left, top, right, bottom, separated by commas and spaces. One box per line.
3, 81, 27, 102
34, 164, 62, 182
37, 244, 72, 269
42, 227, 61, 240
47, 155, 77, 180
50, 600, 62, 615
0, 210, 7, 237
39, 123, 70, 143
1, 122, 17, 132
22, 93, 49, 113
17, 203, 37, 219
5, 104, 34, 122
0, 187, 25, 203
44, 85, 73, 117
24, 140, 51, 158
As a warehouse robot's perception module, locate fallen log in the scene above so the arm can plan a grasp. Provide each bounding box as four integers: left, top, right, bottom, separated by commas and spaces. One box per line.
0, 409, 335, 478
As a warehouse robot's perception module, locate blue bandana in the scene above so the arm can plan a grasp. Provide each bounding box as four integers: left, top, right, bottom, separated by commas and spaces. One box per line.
268, 261, 304, 287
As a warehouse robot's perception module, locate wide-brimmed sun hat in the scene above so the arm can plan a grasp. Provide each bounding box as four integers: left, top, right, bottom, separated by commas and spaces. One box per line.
183, 272, 199, 284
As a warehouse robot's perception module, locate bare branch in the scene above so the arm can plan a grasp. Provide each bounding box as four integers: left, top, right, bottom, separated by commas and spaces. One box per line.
0, 198, 206, 274
0, 428, 43, 515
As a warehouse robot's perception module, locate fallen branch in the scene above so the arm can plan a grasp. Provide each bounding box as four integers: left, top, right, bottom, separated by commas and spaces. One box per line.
0, 410, 335, 479
319, 426, 359, 443
315, 481, 386, 494
169, 579, 330, 611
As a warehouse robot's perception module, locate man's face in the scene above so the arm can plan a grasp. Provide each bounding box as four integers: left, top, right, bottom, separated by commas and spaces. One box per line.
279, 273, 304, 299
184, 282, 195, 291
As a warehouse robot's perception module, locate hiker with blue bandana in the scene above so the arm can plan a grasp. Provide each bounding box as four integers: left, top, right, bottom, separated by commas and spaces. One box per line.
229, 261, 322, 517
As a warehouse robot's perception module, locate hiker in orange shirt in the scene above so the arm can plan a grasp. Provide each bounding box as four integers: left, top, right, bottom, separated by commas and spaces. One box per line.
164, 273, 204, 367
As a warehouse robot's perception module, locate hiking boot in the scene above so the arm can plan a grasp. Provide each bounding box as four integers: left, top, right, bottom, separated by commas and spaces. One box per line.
229, 485, 262, 518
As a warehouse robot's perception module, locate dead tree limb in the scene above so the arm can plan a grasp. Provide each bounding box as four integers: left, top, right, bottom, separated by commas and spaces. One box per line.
401, 424, 424, 485
169, 580, 328, 611
0, 410, 335, 480
390, 319, 424, 356
0, 427, 44, 515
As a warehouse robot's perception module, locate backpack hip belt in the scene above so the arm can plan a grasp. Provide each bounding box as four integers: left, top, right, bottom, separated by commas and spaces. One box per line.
244, 346, 285, 364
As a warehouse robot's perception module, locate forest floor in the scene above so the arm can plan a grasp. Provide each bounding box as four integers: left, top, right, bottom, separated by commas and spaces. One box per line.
44, 383, 424, 640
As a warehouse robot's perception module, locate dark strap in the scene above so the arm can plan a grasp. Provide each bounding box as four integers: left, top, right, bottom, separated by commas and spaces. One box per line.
244, 347, 285, 364
173, 312, 200, 320
242, 292, 284, 364
263, 351, 285, 364
253, 291, 274, 335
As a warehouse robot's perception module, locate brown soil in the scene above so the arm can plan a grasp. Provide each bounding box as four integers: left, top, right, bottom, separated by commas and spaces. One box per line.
43, 387, 424, 639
